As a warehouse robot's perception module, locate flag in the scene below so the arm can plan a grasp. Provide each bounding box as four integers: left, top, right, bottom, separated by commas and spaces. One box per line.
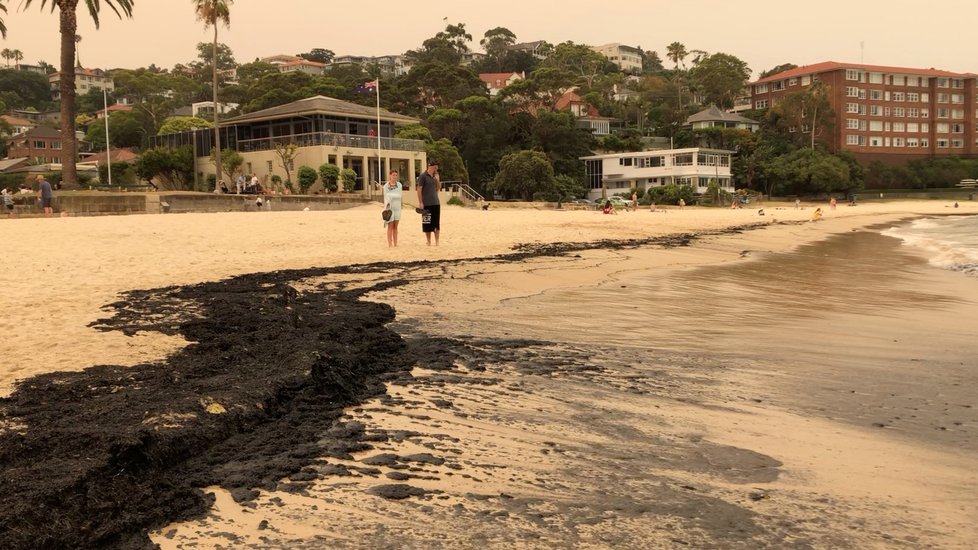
355, 79, 378, 94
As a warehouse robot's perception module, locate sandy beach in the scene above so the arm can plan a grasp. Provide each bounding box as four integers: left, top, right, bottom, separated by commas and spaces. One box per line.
1, 199, 976, 548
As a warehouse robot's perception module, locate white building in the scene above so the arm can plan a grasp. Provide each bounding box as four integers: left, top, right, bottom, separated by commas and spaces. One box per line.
581, 148, 733, 200
591, 43, 643, 74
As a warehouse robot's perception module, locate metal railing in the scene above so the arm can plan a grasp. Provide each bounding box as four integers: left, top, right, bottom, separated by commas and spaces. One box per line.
457, 183, 484, 203
236, 132, 425, 153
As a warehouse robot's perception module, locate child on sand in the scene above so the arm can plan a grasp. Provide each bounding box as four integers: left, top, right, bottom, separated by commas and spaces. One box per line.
2, 188, 13, 218
811, 207, 823, 221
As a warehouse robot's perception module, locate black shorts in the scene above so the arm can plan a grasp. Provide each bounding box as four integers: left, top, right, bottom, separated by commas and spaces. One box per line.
421, 204, 441, 232
41, 197, 52, 208
4, 204, 12, 211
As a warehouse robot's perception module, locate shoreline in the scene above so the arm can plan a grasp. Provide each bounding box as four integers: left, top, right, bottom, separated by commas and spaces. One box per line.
0, 201, 975, 548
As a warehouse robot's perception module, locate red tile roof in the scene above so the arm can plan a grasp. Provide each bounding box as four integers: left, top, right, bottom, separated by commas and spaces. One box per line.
752, 61, 971, 84
478, 72, 523, 89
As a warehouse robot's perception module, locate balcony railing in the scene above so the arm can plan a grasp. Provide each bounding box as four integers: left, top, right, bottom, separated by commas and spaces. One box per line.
236, 132, 425, 153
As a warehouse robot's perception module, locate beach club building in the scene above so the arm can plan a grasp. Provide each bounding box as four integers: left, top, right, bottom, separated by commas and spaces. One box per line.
151, 95, 427, 192
582, 148, 733, 200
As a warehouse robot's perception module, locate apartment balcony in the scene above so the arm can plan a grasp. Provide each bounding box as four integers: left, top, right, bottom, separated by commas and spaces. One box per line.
236, 131, 425, 154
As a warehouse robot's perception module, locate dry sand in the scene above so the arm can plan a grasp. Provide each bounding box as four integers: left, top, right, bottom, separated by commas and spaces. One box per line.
1, 199, 976, 548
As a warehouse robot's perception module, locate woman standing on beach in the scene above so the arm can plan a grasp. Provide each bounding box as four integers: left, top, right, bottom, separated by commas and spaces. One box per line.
383, 170, 403, 247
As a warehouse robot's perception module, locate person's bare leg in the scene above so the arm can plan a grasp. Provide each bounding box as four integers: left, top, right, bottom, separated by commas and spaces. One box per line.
425, 232, 432, 245
434, 229, 439, 245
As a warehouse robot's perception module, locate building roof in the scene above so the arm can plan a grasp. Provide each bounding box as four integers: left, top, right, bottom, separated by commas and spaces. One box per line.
478, 72, 523, 89
221, 95, 419, 125
81, 148, 139, 165
17, 126, 61, 139
686, 105, 758, 125
1, 115, 34, 127
0, 157, 29, 172
753, 61, 971, 85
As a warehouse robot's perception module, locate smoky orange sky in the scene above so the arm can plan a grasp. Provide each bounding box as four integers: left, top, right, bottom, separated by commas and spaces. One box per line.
3, 0, 976, 79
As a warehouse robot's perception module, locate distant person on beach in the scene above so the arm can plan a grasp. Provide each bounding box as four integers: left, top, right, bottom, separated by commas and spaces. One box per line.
631, 191, 638, 211
794, 198, 800, 209
36, 175, 53, 217
602, 200, 617, 214
811, 207, 823, 221
417, 159, 441, 245
2, 188, 13, 218
758, 208, 765, 216
649, 201, 656, 212
830, 197, 837, 210
383, 169, 403, 247
678, 198, 685, 210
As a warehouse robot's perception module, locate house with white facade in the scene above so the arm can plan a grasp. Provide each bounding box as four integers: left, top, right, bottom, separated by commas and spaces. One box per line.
685, 105, 759, 131
48, 67, 114, 100
478, 72, 524, 96
592, 43, 643, 73
582, 148, 733, 199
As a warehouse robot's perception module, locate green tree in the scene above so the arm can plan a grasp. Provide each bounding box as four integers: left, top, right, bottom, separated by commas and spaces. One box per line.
639, 48, 664, 73
666, 42, 687, 69
767, 79, 834, 150
539, 42, 615, 88
405, 22, 472, 65
194, 0, 232, 194
764, 148, 851, 197
272, 141, 298, 185
396, 62, 486, 114
759, 63, 798, 79
424, 138, 467, 183
157, 116, 213, 135
298, 48, 335, 64
210, 147, 242, 183
21, 0, 134, 185
296, 165, 317, 193
0, 69, 54, 110
490, 150, 557, 200
135, 146, 194, 190
688, 53, 751, 109
85, 111, 142, 151
478, 26, 517, 72
318, 162, 339, 192
394, 123, 433, 143
531, 110, 595, 180
112, 68, 205, 135
554, 173, 587, 200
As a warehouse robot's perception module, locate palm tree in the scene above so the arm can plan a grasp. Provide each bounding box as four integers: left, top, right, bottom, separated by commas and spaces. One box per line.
194, 0, 233, 193
0, 3, 7, 39
21, 0, 134, 187
666, 41, 687, 70
1, 48, 11, 67
74, 34, 81, 67
12, 49, 23, 69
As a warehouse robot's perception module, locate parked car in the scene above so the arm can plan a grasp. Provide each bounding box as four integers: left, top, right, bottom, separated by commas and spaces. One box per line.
571, 198, 593, 205
605, 196, 629, 206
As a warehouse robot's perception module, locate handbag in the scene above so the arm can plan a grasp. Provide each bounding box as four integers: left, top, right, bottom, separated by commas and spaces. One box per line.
382, 204, 392, 221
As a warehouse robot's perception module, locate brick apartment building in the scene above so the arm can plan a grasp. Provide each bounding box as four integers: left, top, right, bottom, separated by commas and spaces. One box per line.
750, 61, 977, 164
7, 126, 64, 164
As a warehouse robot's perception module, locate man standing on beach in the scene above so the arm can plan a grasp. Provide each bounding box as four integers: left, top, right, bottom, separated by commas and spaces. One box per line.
36, 175, 53, 217
416, 160, 441, 245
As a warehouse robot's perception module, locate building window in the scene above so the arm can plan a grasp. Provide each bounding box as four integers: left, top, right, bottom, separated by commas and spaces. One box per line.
952, 78, 964, 88
870, 136, 882, 147
907, 92, 919, 102
952, 109, 964, 119
859, 89, 867, 100
846, 135, 859, 145
920, 138, 929, 147
755, 84, 768, 94
921, 108, 929, 117
907, 123, 919, 132
893, 75, 906, 86
894, 107, 905, 117
892, 92, 904, 102
870, 90, 883, 100
846, 118, 859, 129
772, 81, 785, 91
754, 99, 768, 109
869, 121, 883, 131
937, 93, 949, 103
266, 160, 273, 174
846, 103, 859, 113
801, 75, 811, 85
893, 122, 905, 132
952, 123, 964, 133
908, 108, 919, 118
869, 105, 882, 116
894, 137, 905, 147
921, 93, 929, 102
937, 123, 949, 133
952, 139, 964, 148
674, 154, 693, 166
51, 141, 61, 149
846, 69, 861, 81
951, 94, 963, 104
33, 140, 46, 148
788, 78, 798, 86
620, 157, 633, 166
846, 86, 859, 97
907, 138, 919, 147
921, 123, 929, 133
937, 108, 949, 118
869, 72, 883, 84
937, 77, 949, 88
936, 139, 949, 148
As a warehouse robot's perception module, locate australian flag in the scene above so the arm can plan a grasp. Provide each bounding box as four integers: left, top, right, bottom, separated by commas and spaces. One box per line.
354, 79, 378, 94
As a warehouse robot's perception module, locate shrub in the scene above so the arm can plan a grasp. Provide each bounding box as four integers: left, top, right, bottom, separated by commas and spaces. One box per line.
447, 196, 465, 206
318, 163, 339, 193
340, 168, 357, 192
297, 165, 317, 194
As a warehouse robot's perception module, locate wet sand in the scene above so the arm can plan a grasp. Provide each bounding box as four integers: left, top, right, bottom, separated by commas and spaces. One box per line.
0, 201, 975, 548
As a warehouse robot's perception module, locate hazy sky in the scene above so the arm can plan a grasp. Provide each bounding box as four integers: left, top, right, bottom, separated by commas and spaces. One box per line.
3, 0, 976, 79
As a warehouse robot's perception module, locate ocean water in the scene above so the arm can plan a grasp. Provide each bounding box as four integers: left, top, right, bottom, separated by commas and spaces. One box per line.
882, 214, 978, 277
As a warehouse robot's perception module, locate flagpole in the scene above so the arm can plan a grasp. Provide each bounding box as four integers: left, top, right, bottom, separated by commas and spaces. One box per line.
375, 77, 382, 199
103, 87, 112, 186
